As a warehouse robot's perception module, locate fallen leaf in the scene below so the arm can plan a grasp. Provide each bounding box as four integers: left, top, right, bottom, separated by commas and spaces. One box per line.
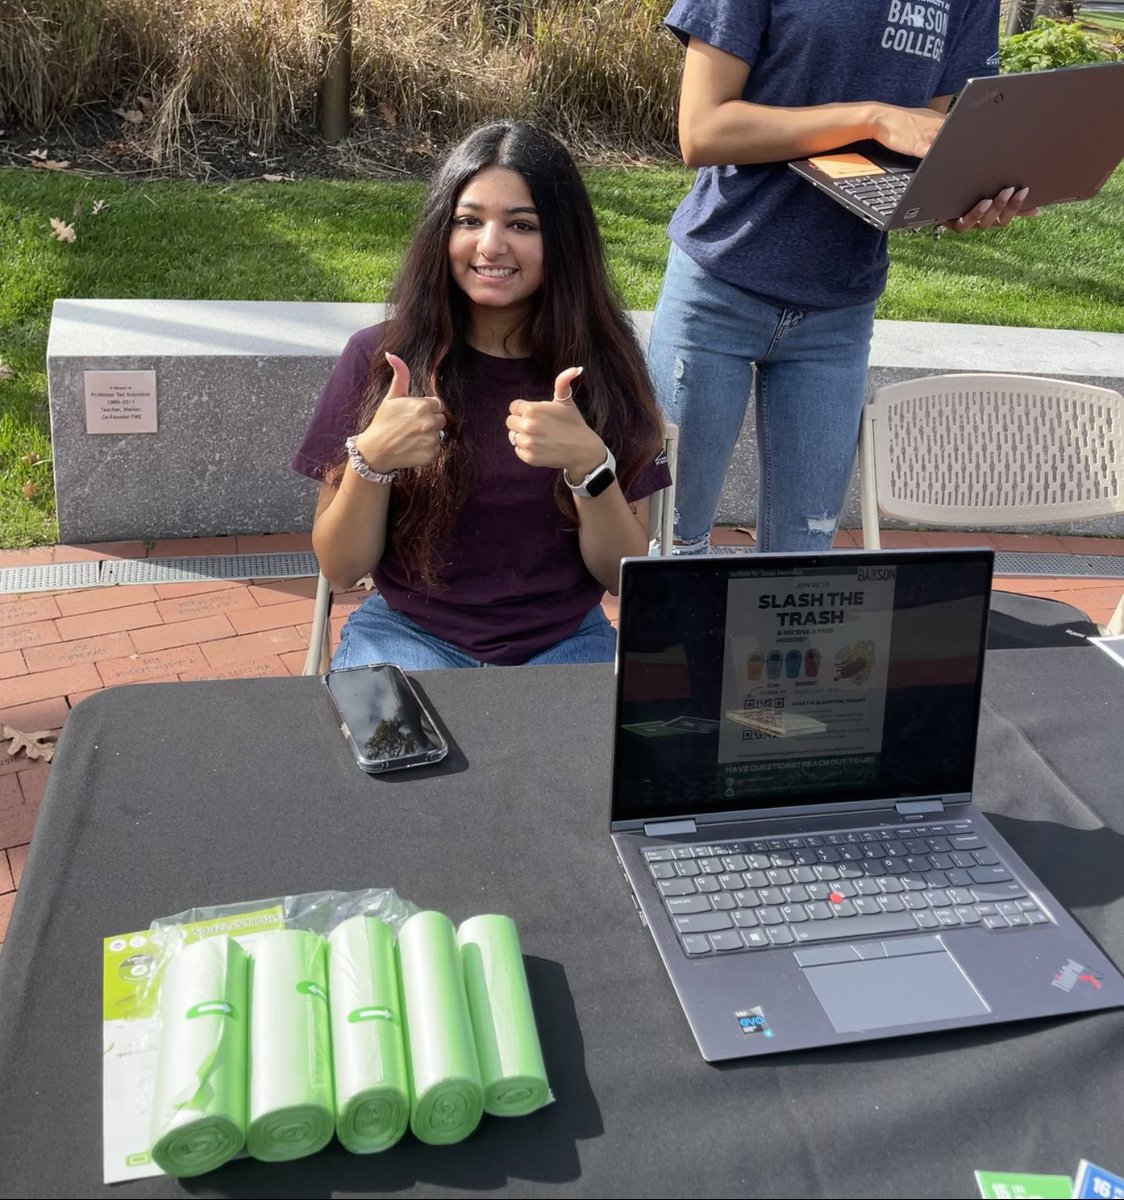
377, 102, 398, 127
27, 147, 47, 160
72, 201, 82, 219
92, 199, 106, 215
406, 142, 434, 157
261, 172, 295, 183
136, 94, 154, 112
0, 362, 12, 380
21, 480, 35, 499
32, 158, 71, 171
1, 724, 57, 764
114, 107, 145, 125
49, 217, 77, 242
19, 451, 39, 465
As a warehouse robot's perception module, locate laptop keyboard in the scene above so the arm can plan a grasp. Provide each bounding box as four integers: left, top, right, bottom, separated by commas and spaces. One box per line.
642, 821, 1051, 958
834, 171, 911, 216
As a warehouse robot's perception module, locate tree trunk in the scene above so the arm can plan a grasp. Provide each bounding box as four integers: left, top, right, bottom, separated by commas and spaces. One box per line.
1005, 0, 1040, 34
318, 0, 352, 143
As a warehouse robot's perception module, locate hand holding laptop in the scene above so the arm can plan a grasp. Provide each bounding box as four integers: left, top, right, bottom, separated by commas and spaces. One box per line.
788, 65, 1124, 233
941, 184, 1039, 234
868, 101, 1039, 233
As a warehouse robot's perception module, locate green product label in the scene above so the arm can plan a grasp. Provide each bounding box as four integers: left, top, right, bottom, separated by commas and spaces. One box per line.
103, 933, 159, 1021
347, 1006, 396, 1023
297, 980, 328, 1002
125, 1152, 152, 1168
974, 1170, 1075, 1199
185, 1000, 236, 1019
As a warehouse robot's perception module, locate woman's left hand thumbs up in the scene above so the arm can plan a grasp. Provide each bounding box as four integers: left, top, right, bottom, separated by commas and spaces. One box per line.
506, 366, 606, 480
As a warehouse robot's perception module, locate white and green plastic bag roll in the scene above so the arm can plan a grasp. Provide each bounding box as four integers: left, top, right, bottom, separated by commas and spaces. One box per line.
247, 929, 335, 1162
327, 915, 409, 1153
397, 910, 484, 1145
457, 914, 551, 1116
149, 935, 249, 1177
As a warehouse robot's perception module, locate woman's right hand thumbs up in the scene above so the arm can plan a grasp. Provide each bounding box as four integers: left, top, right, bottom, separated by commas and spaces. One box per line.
353, 353, 447, 474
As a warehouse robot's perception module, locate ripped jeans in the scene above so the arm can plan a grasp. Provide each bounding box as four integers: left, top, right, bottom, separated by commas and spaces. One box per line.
646, 242, 877, 553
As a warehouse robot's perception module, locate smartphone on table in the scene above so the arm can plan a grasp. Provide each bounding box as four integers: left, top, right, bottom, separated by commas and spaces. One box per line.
321, 663, 449, 774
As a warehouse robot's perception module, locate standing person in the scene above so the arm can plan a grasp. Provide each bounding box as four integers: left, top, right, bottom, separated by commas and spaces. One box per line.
647, 0, 1034, 554
293, 121, 669, 671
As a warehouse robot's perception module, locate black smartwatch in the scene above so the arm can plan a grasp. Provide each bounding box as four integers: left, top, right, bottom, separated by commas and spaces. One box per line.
564, 447, 617, 498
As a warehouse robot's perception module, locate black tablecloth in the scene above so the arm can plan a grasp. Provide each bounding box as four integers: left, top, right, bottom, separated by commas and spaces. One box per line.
2, 650, 1123, 1199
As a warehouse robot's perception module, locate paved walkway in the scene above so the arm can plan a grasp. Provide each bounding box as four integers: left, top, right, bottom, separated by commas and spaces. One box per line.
2, 527, 1123, 945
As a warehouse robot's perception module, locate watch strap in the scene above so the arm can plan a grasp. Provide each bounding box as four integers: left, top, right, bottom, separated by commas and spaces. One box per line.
564, 446, 617, 498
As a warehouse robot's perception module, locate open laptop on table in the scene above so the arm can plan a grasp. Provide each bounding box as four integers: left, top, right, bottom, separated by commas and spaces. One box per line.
788, 62, 1124, 230
610, 548, 1124, 1061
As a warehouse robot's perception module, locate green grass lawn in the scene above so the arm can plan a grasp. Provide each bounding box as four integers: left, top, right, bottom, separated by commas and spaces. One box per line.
1, 162, 1122, 547
1083, 11, 1124, 34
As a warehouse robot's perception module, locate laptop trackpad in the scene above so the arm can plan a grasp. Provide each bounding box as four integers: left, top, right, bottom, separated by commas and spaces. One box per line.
798, 936, 989, 1033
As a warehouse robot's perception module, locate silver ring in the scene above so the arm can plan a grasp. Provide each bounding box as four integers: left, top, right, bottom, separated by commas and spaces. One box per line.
509, 430, 518, 446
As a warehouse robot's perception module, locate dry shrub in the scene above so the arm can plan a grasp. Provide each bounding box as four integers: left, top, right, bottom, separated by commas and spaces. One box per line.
0, 0, 682, 157
351, 0, 525, 140
135, 0, 325, 160
527, 0, 680, 151
0, 0, 113, 127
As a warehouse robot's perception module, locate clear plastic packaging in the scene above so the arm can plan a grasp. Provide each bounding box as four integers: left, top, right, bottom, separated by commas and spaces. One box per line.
130, 888, 418, 1179
147, 887, 418, 963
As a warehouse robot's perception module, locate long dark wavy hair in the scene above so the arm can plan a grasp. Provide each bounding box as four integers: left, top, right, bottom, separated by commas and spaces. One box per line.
330, 120, 664, 589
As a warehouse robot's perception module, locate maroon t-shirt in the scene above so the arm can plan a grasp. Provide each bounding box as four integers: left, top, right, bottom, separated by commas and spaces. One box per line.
292, 324, 670, 665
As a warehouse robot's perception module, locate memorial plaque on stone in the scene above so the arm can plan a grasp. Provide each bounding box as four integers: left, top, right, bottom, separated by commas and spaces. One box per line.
83, 370, 158, 434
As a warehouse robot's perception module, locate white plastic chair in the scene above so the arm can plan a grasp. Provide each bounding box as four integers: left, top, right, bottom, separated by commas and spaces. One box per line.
859, 373, 1124, 549
301, 422, 680, 675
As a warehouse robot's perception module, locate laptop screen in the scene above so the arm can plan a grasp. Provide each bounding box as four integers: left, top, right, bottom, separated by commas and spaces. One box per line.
611, 549, 993, 825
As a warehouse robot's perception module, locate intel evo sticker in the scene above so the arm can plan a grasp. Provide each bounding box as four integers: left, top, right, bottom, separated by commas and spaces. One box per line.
735, 1005, 773, 1038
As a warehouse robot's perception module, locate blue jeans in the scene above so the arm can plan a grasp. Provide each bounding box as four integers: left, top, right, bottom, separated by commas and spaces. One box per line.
332, 594, 617, 670
647, 242, 877, 553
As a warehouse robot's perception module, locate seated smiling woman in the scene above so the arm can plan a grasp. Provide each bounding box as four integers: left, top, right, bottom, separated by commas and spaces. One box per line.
292, 121, 669, 670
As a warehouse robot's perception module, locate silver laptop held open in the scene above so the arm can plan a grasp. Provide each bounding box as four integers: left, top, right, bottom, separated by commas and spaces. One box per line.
788, 62, 1124, 231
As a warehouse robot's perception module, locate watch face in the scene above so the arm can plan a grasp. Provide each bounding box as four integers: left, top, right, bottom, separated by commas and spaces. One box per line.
585, 466, 616, 498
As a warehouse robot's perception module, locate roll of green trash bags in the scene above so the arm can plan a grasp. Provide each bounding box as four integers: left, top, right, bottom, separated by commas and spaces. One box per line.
246, 929, 335, 1162
397, 910, 484, 1145
456, 914, 551, 1117
327, 915, 409, 1153
149, 935, 249, 1177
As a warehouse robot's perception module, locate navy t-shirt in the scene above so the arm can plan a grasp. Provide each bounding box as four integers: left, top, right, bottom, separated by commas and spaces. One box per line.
292, 325, 671, 664
665, 0, 1000, 308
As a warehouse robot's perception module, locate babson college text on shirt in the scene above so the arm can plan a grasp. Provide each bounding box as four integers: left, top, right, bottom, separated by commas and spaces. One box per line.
883, 0, 949, 60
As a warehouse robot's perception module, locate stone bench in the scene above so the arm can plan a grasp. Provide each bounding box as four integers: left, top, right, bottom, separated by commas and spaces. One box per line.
47, 298, 1124, 543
